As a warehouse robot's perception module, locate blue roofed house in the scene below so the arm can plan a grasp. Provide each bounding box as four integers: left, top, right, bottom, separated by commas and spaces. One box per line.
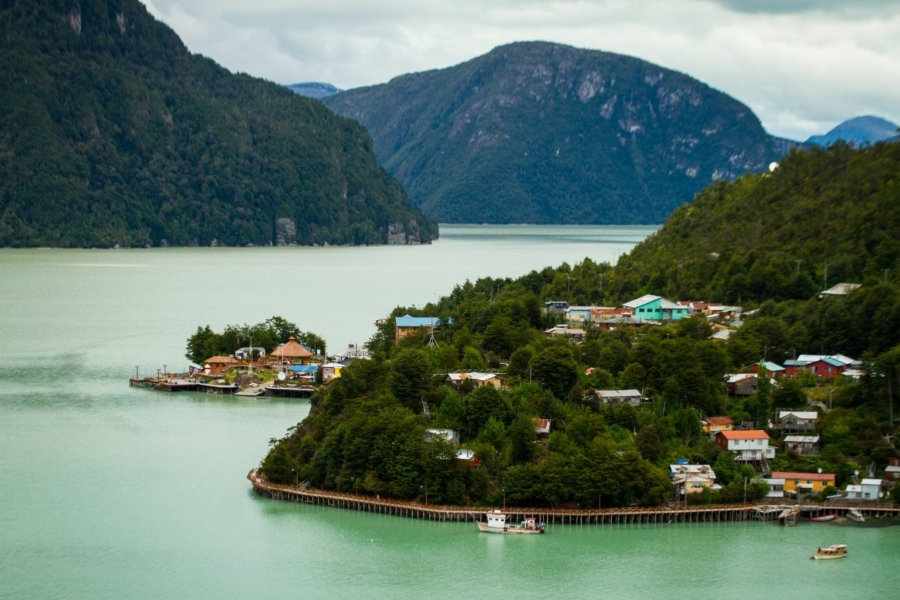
623, 295, 693, 321
395, 315, 443, 343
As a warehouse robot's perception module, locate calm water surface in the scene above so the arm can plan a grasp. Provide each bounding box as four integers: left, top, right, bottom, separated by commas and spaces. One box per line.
2, 225, 898, 599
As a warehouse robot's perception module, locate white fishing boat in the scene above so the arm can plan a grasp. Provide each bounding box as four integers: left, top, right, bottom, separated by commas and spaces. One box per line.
847, 508, 865, 523
476, 510, 545, 534
811, 544, 847, 560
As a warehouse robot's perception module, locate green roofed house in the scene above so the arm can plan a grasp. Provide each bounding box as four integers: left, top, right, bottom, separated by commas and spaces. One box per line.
623, 295, 693, 321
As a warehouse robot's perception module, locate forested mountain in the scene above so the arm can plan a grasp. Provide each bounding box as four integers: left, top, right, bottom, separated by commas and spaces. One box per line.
0, 0, 437, 247
807, 116, 899, 147
260, 142, 900, 508
323, 41, 796, 225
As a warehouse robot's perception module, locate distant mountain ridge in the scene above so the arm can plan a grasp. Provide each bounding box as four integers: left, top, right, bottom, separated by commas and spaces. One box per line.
287, 82, 341, 99
0, 1, 436, 248
324, 42, 797, 225
806, 116, 899, 147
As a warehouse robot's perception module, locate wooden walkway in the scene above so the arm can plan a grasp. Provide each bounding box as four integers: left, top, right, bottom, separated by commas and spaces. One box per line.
248, 469, 899, 526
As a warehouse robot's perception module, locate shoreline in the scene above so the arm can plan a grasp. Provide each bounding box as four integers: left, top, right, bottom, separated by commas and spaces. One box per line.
247, 469, 900, 526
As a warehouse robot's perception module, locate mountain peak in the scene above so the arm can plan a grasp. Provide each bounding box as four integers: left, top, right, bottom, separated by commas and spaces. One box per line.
806, 115, 899, 147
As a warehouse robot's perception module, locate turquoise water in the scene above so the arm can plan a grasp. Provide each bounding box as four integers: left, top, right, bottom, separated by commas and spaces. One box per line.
2, 225, 898, 599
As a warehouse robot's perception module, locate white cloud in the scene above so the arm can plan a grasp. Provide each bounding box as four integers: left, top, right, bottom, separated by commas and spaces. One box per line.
143, 0, 900, 140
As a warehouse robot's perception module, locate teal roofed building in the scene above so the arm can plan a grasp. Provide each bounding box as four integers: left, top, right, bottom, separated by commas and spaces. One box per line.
623, 294, 693, 321
395, 314, 447, 343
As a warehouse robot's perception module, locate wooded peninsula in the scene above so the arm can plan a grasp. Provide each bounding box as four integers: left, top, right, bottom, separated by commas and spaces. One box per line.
253, 142, 900, 509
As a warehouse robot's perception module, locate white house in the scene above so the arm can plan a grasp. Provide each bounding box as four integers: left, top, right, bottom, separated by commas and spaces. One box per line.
715, 430, 775, 462
670, 464, 718, 495
845, 478, 883, 501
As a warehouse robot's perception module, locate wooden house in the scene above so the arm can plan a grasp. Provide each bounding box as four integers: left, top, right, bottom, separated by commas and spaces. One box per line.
770, 471, 835, 496
670, 463, 717, 495
203, 355, 242, 375
446, 372, 502, 389
595, 389, 644, 406
395, 315, 442, 343
885, 458, 900, 482
783, 435, 820, 455
271, 336, 314, 366
778, 411, 818, 433
845, 478, 883, 501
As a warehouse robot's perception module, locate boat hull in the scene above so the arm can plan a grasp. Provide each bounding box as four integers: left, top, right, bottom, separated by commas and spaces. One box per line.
812, 514, 837, 522
477, 523, 545, 534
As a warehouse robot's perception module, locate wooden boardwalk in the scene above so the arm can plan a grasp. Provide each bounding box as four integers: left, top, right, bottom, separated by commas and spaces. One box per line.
248, 469, 899, 526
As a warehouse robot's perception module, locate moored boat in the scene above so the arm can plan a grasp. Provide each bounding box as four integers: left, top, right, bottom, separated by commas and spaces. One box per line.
847, 509, 865, 523
477, 510, 545, 534
811, 514, 837, 522
811, 544, 847, 560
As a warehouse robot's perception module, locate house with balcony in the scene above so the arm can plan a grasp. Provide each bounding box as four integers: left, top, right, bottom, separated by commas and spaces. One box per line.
777, 411, 818, 433
670, 463, 718, 496
715, 430, 775, 463
769, 471, 835, 498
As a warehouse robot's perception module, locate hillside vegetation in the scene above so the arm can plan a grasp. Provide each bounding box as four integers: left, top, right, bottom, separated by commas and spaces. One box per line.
324, 41, 794, 225
260, 142, 900, 509
0, 0, 436, 247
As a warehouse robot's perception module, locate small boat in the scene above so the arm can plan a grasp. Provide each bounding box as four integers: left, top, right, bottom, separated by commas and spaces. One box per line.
847, 509, 865, 523
811, 514, 838, 522
477, 510, 545, 534
811, 544, 847, 560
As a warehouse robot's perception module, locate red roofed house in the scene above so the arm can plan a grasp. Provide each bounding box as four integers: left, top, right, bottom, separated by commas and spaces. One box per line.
533, 418, 552, 436
715, 430, 775, 462
204, 355, 242, 375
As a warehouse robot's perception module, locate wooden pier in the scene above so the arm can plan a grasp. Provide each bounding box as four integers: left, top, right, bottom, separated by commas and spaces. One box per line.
129, 377, 239, 395
248, 469, 898, 526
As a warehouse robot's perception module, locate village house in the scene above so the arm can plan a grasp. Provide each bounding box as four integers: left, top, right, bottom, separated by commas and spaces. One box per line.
594, 389, 645, 407
424, 428, 459, 444
777, 410, 818, 433
670, 463, 718, 495
455, 448, 481, 470
394, 315, 442, 343
623, 294, 693, 321
819, 282, 862, 297
533, 418, 552, 436
768, 471, 835, 499
544, 300, 568, 315
565, 306, 593, 325
885, 458, 900, 482
749, 361, 786, 377
446, 372, 502, 389
715, 430, 775, 463
329, 343, 369, 364
702, 416, 734, 440
203, 355, 242, 376
725, 373, 764, 397
543, 324, 586, 341
783, 435, 821, 455
320, 362, 343, 382
845, 478, 884, 501
596, 315, 648, 331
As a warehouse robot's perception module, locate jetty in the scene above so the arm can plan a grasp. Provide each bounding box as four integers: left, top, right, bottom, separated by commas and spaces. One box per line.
247, 469, 900, 526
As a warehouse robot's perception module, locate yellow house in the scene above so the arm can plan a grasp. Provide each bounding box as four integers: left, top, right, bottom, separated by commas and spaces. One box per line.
702, 416, 734, 439
771, 471, 835, 494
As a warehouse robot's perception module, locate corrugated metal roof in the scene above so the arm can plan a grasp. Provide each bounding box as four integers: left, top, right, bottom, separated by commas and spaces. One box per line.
771, 471, 834, 481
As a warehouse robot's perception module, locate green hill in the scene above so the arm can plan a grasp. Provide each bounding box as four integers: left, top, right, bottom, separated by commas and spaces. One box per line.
0, 0, 437, 247
324, 41, 796, 225
259, 142, 900, 509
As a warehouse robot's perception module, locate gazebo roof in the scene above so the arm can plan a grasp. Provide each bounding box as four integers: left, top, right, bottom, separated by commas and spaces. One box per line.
273, 336, 314, 359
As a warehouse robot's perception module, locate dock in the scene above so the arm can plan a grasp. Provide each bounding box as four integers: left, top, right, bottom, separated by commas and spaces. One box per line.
247, 469, 900, 526
129, 377, 239, 395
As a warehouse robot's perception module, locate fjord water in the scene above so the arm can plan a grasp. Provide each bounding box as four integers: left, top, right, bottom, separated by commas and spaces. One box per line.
1, 224, 897, 599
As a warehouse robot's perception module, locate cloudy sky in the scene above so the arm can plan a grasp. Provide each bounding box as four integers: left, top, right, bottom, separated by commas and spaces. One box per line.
143, 0, 900, 141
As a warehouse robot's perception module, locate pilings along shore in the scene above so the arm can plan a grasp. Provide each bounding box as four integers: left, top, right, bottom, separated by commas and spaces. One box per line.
247, 470, 900, 526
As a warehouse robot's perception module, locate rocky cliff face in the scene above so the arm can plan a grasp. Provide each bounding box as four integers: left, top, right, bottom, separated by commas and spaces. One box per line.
325, 42, 797, 225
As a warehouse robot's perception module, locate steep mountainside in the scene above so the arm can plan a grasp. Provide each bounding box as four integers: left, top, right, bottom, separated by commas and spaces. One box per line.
324, 42, 795, 225
0, 0, 436, 247
806, 116, 899, 147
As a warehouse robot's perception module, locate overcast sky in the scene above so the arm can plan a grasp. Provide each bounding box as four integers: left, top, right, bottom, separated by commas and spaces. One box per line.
143, 0, 900, 141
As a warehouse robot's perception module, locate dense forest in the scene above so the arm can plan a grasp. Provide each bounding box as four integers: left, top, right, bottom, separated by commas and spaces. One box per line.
324, 41, 795, 225
259, 142, 900, 509
0, 0, 437, 247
